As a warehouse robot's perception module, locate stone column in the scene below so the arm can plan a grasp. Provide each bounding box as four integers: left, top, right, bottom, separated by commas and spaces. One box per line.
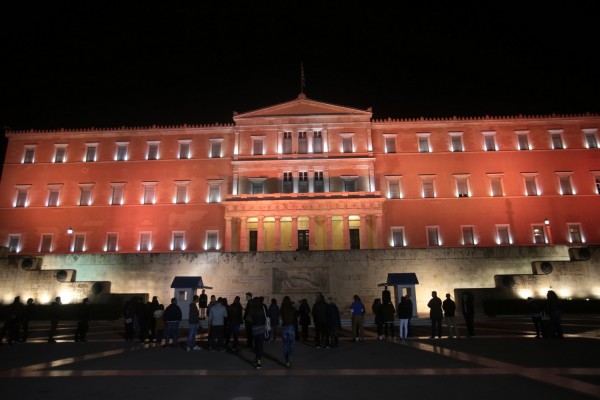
257, 216, 264, 251
274, 216, 281, 251
308, 216, 315, 250
224, 217, 232, 252
291, 216, 299, 251
326, 216, 333, 250
360, 214, 368, 249
343, 216, 350, 250
240, 217, 247, 252
375, 214, 384, 249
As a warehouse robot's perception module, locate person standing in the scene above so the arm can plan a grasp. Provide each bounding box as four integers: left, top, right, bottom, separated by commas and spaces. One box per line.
461, 291, 475, 337
327, 297, 341, 347
280, 296, 296, 367
546, 290, 564, 339
228, 295, 244, 352
199, 289, 208, 320
268, 298, 280, 342
527, 297, 546, 339
163, 298, 182, 348
397, 296, 411, 340
427, 291, 443, 339
186, 295, 201, 351
207, 297, 228, 351
148, 296, 160, 342
1, 296, 24, 346
298, 299, 311, 342
442, 293, 459, 339
312, 294, 329, 348
372, 298, 384, 340
153, 304, 165, 347
381, 299, 396, 341
249, 296, 267, 369
20, 298, 35, 342
74, 298, 91, 342
405, 294, 414, 338
48, 296, 62, 343
243, 292, 254, 348
350, 295, 365, 342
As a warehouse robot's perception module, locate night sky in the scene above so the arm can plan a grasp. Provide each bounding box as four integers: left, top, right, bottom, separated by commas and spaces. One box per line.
1, 2, 599, 163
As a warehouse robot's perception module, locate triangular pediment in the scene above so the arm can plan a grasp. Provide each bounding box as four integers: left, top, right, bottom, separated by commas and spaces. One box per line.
234, 94, 372, 120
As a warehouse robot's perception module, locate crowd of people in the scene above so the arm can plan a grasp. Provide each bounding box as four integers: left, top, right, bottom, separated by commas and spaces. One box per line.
1, 289, 566, 363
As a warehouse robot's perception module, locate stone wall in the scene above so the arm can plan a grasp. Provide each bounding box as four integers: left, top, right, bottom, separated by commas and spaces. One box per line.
3, 245, 597, 316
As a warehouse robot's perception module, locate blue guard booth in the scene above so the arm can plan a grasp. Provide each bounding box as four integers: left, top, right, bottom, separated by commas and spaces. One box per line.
378, 273, 419, 317
170, 276, 212, 320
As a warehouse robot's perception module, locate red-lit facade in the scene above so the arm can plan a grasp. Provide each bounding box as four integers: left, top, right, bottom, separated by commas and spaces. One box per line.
1, 95, 599, 254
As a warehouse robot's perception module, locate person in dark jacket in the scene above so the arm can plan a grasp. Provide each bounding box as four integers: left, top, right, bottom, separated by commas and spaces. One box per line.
243, 292, 254, 348
186, 295, 201, 351
48, 296, 62, 343
442, 293, 459, 338
312, 294, 329, 347
228, 296, 244, 351
280, 296, 296, 367
327, 297, 342, 347
527, 297, 546, 338
163, 298, 182, 348
148, 296, 161, 342
397, 296, 412, 340
268, 298, 280, 342
20, 298, 35, 342
249, 296, 267, 369
1, 296, 24, 346
199, 289, 208, 320
372, 298, 384, 340
546, 290, 563, 339
298, 299, 311, 342
74, 298, 91, 342
381, 299, 396, 340
427, 291, 443, 339
461, 291, 475, 337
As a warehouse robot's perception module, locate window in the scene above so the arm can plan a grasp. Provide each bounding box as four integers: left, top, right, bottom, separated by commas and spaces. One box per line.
488, 174, 504, 197
85, 143, 98, 162
207, 179, 223, 203
414, 135, 429, 153
384, 134, 396, 153
342, 176, 358, 192
210, 139, 223, 158
116, 142, 128, 161
454, 174, 470, 197
252, 137, 264, 155
79, 184, 94, 206
532, 225, 546, 244
522, 174, 539, 196
482, 131, 497, 151
142, 182, 157, 204
449, 132, 463, 152
462, 226, 475, 245
206, 231, 219, 250
179, 140, 191, 159
516, 131, 530, 150
40, 234, 53, 253
172, 232, 185, 251
420, 176, 435, 198
313, 131, 323, 153
298, 171, 308, 193
282, 172, 293, 193
556, 172, 573, 195
8, 235, 21, 253
584, 129, 598, 149
427, 226, 440, 246
314, 171, 324, 192
47, 184, 62, 207
568, 224, 583, 244
391, 227, 405, 247
340, 133, 354, 153
147, 141, 160, 160
249, 178, 265, 195
496, 225, 511, 245
282, 132, 292, 154
23, 146, 36, 164
15, 185, 30, 207
54, 145, 67, 163
174, 181, 190, 204
110, 183, 125, 205
139, 232, 152, 251
386, 176, 402, 199
73, 234, 86, 252
298, 131, 307, 154
550, 130, 564, 149
106, 233, 118, 252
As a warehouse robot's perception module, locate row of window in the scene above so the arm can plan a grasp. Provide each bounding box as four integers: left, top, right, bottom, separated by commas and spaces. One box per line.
7, 231, 220, 253
22, 139, 224, 164
6, 221, 585, 254
391, 223, 585, 246
19, 128, 599, 164
12, 171, 600, 208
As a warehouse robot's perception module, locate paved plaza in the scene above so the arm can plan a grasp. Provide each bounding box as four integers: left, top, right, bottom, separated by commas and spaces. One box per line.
1, 316, 599, 399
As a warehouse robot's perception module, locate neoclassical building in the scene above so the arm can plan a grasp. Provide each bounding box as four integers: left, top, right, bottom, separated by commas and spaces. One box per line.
2, 94, 600, 255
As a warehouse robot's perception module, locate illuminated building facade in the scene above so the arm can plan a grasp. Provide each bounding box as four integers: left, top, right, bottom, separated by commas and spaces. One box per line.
2, 94, 599, 255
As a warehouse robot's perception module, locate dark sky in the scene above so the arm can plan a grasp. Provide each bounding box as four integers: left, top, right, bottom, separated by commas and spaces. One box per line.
1, 2, 599, 160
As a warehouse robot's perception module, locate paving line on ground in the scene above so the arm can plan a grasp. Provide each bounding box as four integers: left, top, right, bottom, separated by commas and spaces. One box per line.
403, 340, 600, 398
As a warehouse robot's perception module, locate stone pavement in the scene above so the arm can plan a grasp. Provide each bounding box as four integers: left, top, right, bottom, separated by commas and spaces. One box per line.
1, 316, 599, 399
